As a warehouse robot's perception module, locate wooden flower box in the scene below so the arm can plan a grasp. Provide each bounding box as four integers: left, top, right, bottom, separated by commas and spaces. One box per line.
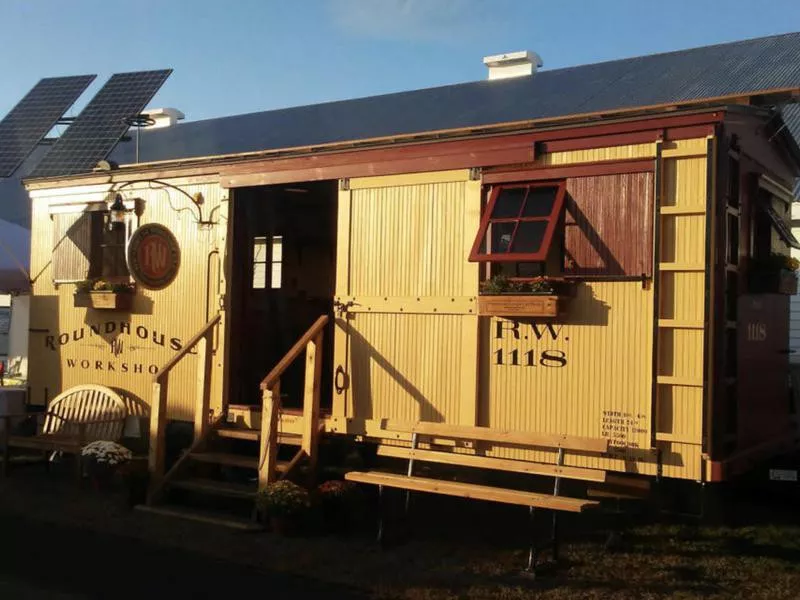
748, 269, 798, 295
74, 291, 134, 310
477, 294, 564, 318
779, 271, 798, 295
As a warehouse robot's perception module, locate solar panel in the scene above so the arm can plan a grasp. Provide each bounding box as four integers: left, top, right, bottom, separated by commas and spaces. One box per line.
31, 69, 172, 178
0, 75, 96, 177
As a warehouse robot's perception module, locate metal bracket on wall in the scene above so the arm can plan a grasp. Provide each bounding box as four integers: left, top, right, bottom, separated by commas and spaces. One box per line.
469, 167, 481, 181
339, 178, 351, 191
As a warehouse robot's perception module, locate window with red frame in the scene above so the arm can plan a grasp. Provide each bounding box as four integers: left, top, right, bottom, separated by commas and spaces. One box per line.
468, 182, 566, 270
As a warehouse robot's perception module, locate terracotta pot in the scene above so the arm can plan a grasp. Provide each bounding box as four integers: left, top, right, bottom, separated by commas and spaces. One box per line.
269, 515, 296, 536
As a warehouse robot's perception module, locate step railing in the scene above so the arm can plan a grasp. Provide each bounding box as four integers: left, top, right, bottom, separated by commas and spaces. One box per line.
258, 314, 328, 488
148, 314, 221, 491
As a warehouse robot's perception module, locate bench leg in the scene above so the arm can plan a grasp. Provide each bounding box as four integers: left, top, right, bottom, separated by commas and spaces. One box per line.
377, 484, 385, 546
525, 506, 537, 574
551, 511, 560, 563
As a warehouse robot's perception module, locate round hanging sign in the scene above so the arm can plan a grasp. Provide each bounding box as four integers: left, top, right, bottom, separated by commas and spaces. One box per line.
126, 224, 181, 290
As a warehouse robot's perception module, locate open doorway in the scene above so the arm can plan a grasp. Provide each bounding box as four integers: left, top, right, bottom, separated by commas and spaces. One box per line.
227, 181, 338, 409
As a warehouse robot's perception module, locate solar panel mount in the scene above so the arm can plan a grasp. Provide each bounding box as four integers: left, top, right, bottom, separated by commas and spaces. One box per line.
30, 69, 172, 179
0, 75, 96, 177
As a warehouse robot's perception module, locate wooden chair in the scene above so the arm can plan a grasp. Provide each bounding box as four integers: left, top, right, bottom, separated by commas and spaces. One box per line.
1, 384, 128, 479
345, 421, 609, 572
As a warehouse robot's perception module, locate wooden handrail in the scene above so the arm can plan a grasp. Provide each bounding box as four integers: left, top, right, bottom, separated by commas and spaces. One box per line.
148, 313, 221, 489
260, 315, 329, 390
153, 314, 221, 382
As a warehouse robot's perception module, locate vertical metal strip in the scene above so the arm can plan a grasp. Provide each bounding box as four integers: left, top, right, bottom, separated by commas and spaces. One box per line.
701, 136, 717, 469
650, 141, 663, 448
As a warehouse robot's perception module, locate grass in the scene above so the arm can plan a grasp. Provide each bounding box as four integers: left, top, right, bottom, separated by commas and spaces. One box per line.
1, 463, 799, 599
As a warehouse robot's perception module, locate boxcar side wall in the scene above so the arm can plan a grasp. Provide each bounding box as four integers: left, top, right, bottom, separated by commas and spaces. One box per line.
27, 177, 229, 421
331, 137, 714, 481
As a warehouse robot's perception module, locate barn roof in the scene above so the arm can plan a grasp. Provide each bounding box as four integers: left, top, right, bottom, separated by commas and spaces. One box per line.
108, 31, 800, 167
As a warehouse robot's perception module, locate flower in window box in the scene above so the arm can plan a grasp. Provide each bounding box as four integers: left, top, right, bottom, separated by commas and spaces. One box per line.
748, 254, 799, 295
73, 279, 136, 310
478, 275, 573, 318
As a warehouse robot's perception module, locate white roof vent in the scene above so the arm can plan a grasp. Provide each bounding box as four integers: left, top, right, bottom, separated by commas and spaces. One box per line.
483, 51, 543, 81
140, 107, 185, 129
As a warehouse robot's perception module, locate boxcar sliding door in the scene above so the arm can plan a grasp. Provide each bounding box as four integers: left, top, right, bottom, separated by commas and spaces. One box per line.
332, 171, 481, 426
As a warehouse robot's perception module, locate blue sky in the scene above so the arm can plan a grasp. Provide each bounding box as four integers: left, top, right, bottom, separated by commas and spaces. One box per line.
1, 0, 799, 123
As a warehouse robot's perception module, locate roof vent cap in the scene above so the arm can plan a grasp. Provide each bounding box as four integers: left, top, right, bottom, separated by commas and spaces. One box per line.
483, 51, 542, 81
140, 107, 185, 129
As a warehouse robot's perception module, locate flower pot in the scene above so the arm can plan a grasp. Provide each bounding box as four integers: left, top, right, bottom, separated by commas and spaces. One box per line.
269, 515, 297, 536
779, 270, 798, 295
748, 269, 798, 295
74, 291, 133, 310
87, 464, 117, 491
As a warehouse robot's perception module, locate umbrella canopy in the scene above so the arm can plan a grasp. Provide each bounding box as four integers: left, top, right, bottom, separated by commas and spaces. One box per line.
0, 217, 30, 293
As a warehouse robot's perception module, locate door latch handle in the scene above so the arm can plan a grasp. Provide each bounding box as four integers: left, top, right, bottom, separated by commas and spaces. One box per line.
334, 365, 349, 394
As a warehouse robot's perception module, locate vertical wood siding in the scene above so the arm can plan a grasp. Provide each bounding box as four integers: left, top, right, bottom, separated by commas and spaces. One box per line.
339, 171, 480, 425
479, 281, 656, 472
28, 179, 228, 421
336, 140, 710, 481
51, 212, 96, 282
564, 172, 654, 275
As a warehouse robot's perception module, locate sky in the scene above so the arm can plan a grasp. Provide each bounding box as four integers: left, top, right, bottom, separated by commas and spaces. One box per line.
1, 0, 800, 124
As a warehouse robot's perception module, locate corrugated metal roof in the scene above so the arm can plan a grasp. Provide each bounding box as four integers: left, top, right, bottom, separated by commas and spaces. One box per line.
98, 31, 797, 167
781, 103, 800, 197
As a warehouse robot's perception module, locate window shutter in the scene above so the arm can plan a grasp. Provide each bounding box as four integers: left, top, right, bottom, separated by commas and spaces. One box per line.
52, 212, 102, 282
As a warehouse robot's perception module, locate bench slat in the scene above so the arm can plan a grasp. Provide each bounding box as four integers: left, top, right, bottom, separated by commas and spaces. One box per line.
378, 445, 607, 483
7, 435, 82, 451
345, 471, 599, 513
382, 421, 608, 453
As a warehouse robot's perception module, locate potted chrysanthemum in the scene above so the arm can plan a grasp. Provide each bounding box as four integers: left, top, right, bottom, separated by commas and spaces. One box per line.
315, 479, 362, 533
81, 440, 132, 490
256, 480, 311, 535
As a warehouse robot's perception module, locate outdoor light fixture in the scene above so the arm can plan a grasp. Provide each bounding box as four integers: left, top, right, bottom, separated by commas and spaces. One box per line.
109, 193, 128, 231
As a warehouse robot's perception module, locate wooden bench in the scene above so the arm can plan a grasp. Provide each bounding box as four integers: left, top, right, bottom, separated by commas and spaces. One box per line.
1, 384, 127, 480
345, 421, 608, 572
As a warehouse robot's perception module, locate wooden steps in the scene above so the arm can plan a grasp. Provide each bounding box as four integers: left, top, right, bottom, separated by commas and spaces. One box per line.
215, 428, 259, 441
168, 477, 257, 499
135, 504, 262, 531
188, 450, 291, 474
215, 427, 302, 446
189, 451, 258, 470
141, 395, 314, 528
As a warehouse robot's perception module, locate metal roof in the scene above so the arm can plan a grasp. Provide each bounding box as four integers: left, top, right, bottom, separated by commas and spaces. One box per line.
781, 103, 800, 197
92, 31, 798, 168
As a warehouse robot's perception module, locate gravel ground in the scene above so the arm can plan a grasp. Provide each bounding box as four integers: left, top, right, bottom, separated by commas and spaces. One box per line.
2, 460, 800, 599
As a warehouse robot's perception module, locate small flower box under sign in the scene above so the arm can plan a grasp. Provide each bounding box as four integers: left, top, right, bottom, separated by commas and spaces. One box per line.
477, 294, 561, 318
74, 291, 133, 311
